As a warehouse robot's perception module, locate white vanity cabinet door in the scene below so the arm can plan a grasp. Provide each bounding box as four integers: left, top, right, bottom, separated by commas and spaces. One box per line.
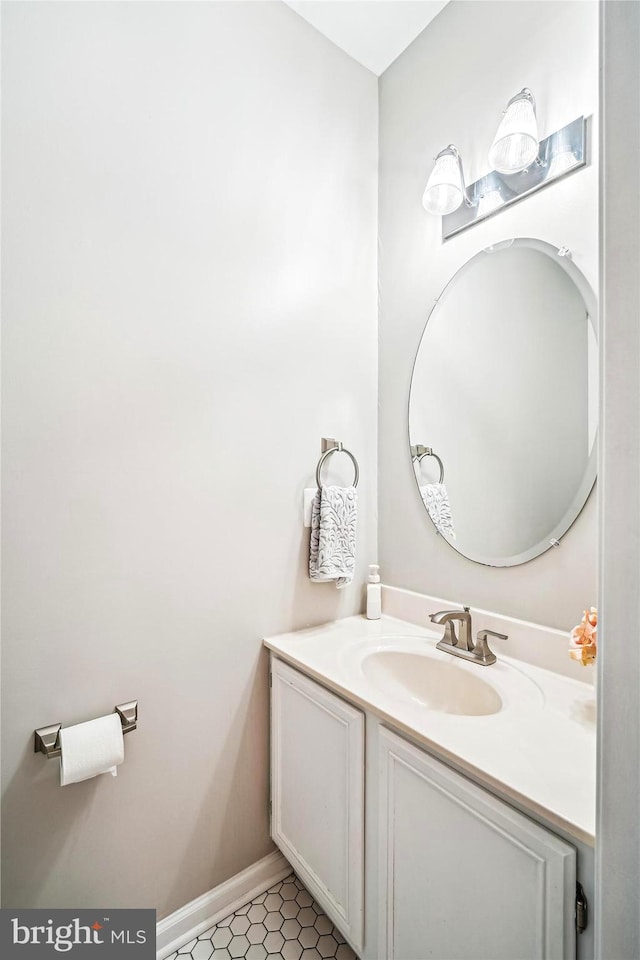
271, 657, 365, 952
379, 728, 577, 960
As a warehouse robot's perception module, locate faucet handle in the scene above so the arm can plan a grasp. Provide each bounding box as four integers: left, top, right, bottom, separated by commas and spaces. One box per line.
477, 629, 507, 642
474, 628, 507, 666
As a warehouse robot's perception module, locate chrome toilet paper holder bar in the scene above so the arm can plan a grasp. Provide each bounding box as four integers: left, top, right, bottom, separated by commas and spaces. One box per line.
34, 700, 138, 759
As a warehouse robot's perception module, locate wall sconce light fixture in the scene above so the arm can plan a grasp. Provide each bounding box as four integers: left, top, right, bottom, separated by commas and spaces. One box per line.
421, 145, 469, 216
488, 88, 539, 174
422, 88, 587, 240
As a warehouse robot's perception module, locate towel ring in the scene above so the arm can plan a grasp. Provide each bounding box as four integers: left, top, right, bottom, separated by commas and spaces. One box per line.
316, 443, 359, 489
412, 445, 445, 483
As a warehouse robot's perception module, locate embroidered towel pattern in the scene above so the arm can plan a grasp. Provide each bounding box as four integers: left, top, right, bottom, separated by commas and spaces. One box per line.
309, 485, 357, 588
420, 483, 456, 539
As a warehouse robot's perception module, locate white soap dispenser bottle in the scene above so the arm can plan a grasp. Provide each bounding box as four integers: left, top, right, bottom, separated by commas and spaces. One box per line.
366, 564, 382, 620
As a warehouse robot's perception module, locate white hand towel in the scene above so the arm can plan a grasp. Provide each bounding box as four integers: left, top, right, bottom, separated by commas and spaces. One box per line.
309, 485, 357, 588
420, 482, 456, 539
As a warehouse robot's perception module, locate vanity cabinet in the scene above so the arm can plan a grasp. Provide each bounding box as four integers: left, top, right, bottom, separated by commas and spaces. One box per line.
270, 658, 365, 952
270, 656, 582, 960
378, 727, 577, 960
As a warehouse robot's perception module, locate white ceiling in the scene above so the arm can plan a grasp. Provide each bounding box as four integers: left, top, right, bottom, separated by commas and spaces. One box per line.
283, 1, 449, 76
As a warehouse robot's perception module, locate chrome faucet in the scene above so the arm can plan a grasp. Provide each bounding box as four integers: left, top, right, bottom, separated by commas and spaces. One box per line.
429, 607, 506, 666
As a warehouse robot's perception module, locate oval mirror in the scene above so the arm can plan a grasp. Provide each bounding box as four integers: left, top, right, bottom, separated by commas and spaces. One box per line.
408, 238, 597, 566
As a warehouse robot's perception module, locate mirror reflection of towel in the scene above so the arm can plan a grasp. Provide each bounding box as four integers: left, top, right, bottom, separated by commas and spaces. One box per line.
309, 485, 357, 588
420, 483, 456, 539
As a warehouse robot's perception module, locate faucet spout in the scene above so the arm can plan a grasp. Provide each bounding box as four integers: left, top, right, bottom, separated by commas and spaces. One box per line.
429, 609, 460, 625
429, 606, 473, 651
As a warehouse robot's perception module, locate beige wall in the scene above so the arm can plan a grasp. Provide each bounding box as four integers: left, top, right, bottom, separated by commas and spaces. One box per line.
378, 0, 599, 630
1, 1, 378, 914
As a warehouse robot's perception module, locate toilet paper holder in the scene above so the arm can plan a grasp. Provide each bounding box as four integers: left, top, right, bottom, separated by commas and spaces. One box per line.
34, 700, 138, 759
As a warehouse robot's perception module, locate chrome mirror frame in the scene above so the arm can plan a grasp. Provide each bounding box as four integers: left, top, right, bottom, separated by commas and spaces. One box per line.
408, 237, 598, 567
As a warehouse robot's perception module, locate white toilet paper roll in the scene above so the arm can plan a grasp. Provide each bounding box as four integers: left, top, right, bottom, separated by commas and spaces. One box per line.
59, 713, 125, 786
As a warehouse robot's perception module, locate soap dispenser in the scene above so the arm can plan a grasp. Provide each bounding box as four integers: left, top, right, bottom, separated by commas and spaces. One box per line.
366, 564, 381, 620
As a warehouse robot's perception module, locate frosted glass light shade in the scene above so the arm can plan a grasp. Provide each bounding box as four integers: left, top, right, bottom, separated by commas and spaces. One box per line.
422, 149, 465, 215
489, 91, 539, 174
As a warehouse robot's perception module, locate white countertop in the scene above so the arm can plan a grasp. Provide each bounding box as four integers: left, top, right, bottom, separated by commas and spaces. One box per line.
264, 614, 596, 845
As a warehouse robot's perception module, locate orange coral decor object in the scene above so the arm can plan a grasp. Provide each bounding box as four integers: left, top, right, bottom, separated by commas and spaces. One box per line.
569, 607, 597, 666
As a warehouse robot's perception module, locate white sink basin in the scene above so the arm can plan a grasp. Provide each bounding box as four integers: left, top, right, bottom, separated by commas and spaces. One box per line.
362, 650, 502, 716
340, 635, 544, 718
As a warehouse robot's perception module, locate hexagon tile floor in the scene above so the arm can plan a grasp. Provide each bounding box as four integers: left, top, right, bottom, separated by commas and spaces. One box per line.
164, 872, 358, 960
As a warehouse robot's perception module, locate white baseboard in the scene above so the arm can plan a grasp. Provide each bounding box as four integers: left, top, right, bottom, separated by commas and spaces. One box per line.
156, 850, 291, 959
